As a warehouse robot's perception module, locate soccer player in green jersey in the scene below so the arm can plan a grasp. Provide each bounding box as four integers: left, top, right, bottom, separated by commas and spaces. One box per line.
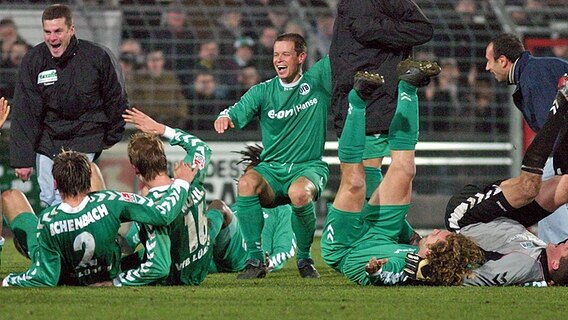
320, 61, 482, 286
114, 108, 212, 286
2, 150, 195, 287
214, 33, 331, 279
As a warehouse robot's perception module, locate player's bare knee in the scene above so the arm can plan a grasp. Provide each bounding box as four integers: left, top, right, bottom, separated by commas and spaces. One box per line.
2, 189, 27, 222
237, 174, 261, 195
346, 172, 366, 196
288, 188, 313, 207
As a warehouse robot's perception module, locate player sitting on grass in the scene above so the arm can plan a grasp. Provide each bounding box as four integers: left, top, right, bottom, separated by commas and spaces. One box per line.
406, 75, 568, 286
2, 150, 194, 287
109, 108, 212, 286
321, 59, 484, 286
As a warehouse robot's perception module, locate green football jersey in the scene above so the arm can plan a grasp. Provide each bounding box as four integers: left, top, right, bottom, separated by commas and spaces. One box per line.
115, 127, 212, 286
220, 56, 331, 163
2, 183, 189, 287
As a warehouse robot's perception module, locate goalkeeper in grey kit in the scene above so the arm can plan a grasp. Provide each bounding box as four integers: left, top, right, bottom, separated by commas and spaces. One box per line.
406, 75, 568, 286
214, 33, 330, 279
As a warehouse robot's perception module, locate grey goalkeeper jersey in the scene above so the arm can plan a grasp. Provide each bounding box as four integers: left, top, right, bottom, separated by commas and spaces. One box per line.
459, 218, 548, 287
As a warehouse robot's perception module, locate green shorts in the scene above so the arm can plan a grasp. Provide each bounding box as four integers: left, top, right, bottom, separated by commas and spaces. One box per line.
321, 204, 416, 285
320, 206, 368, 273
10, 212, 39, 259
363, 134, 390, 159
254, 160, 329, 204
207, 209, 247, 273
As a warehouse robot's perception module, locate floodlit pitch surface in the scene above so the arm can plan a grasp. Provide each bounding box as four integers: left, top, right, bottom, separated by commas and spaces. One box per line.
1, 238, 567, 319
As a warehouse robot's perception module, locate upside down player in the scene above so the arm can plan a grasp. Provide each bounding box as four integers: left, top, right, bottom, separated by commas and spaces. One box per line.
320, 60, 482, 286
2, 150, 194, 287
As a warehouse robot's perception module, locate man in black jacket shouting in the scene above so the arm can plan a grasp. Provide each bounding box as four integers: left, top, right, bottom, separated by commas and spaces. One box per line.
10, 4, 128, 206
329, 0, 433, 197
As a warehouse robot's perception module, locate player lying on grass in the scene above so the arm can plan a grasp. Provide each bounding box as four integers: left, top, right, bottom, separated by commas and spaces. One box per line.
405, 75, 568, 286
1, 150, 195, 287
207, 145, 297, 274
320, 59, 483, 286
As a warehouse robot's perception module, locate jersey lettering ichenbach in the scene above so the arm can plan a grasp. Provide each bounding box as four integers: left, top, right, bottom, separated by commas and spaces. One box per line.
3, 185, 188, 287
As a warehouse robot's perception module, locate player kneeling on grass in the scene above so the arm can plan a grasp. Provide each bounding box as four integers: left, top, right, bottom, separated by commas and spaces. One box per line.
321, 59, 484, 286
405, 75, 568, 286
2, 150, 195, 287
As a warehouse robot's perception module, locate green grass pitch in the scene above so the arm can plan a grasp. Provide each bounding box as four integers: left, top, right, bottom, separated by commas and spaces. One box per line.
1, 237, 567, 320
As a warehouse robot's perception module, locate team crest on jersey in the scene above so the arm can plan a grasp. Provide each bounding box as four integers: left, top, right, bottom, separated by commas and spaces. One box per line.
520, 241, 536, 249
193, 153, 205, 169
120, 192, 136, 202
299, 83, 310, 95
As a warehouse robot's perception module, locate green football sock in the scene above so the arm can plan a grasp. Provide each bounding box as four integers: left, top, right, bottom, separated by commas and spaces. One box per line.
389, 81, 419, 150
364, 166, 383, 200
236, 195, 264, 261
291, 202, 316, 260
338, 89, 367, 163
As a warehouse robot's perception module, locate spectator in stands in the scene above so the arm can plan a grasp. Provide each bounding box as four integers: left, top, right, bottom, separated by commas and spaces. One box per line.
228, 65, 261, 102
187, 70, 227, 131
484, 33, 568, 245
312, 11, 335, 61
243, 0, 285, 29
119, 39, 144, 71
195, 39, 238, 87
232, 36, 256, 68
284, 20, 305, 37
469, 77, 506, 136
148, 2, 196, 90
0, 18, 30, 64
0, 40, 28, 100
129, 49, 188, 129
215, 7, 255, 59
255, 26, 278, 81
267, 7, 290, 33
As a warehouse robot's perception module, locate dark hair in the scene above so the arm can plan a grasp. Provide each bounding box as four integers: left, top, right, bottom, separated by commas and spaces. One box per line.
42, 4, 73, 28
127, 132, 168, 182
275, 33, 307, 56
489, 33, 525, 62
52, 150, 91, 198
234, 144, 263, 171
550, 255, 568, 286
0, 18, 16, 29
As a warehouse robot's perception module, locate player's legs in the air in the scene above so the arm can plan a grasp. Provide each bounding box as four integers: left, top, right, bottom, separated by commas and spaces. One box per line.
321, 71, 384, 270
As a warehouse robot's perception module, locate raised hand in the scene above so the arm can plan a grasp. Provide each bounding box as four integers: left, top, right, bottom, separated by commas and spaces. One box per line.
0, 97, 11, 129
123, 108, 165, 135
173, 160, 198, 184
214, 116, 234, 134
